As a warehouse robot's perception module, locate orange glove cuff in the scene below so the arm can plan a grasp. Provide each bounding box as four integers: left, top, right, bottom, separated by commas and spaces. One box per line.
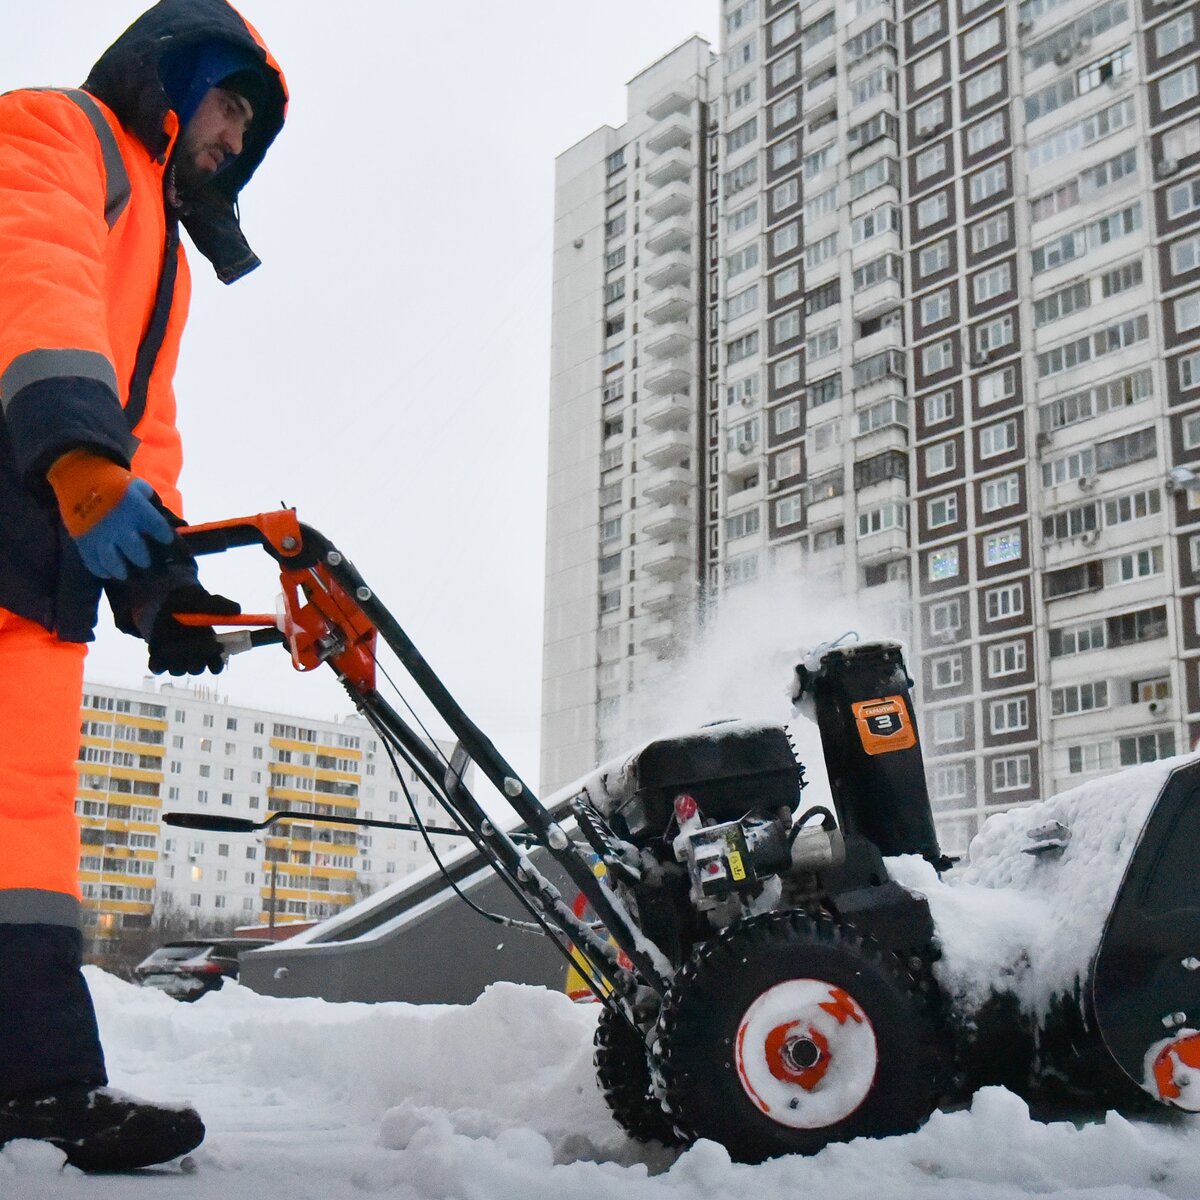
46, 449, 132, 537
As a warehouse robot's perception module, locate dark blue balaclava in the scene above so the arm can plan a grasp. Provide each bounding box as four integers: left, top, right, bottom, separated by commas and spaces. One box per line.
159, 38, 267, 128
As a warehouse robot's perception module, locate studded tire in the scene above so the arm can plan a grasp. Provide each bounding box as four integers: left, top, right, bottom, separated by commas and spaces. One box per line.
656, 910, 949, 1163
594, 1004, 683, 1145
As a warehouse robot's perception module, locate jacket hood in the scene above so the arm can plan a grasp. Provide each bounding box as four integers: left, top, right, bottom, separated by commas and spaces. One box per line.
82, 0, 288, 283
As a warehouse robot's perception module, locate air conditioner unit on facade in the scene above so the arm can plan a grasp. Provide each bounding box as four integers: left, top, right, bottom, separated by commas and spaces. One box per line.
1078, 475, 1096, 491
1054, 47, 1073, 66
1035, 430, 1053, 451
1156, 158, 1180, 179
736, 439, 755, 453
1018, 18, 1033, 34
971, 350, 992, 367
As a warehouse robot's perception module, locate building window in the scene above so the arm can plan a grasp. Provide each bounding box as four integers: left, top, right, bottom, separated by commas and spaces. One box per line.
972, 263, 1010, 305
992, 755, 1031, 791
774, 401, 802, 435
990, 696, 1028, 734
918, 239, 951, 278
929, 546, 960, 581
967, 113, 1005, 155
775, 495, 804, 527
971, 211, 1010, 254
931, 762, 967, 806
925, 440, 955, 475
857, 503, 907, 537
915, 144, 947, 182
916, 191, 949, 229
932, 707, 966, 745
981, 473, 1019, 512
921, 339, 954, 374
914, 95, 945, 135
913, 53, 945, 91
1176, 293, 1200, 335
975, 314, 1013, 354
930, 597, 962, 634
1051, 681, 1108, 717
983, 528, 1021, 566
965, 64, 1003, 108
911, 6, 942, 44
988, 640, 1026, 677
804, 184, 837, 224
1157, 12, 1195, 57
1160, 64, 1199, 111
969, 162, 1008, 204
985, 582, 1023, 621
726, 285, 760, 322
931, 653, 963, 689
927, 495, 958, 529
963, 15, 1001, 60
921, 288, 952, 327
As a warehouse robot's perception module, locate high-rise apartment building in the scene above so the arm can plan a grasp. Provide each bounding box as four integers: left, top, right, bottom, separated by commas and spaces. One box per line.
544, 0, 1200, 855
76, 678, 465, 952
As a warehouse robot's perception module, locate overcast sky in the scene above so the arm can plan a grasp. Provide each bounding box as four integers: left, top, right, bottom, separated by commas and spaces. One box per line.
2, 1, 717, 792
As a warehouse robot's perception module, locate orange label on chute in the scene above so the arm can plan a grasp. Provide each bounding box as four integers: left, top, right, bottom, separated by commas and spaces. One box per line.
852, 696, 916, 756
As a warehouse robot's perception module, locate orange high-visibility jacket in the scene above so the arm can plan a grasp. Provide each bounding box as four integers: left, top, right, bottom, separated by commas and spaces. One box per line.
0, 0, 287, 641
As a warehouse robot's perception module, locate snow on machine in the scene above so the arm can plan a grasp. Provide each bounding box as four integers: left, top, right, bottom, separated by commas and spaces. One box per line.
165, 511, 1200, 1162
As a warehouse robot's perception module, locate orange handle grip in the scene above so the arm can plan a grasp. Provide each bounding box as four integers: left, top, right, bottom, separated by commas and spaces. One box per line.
174, 613, 279, 628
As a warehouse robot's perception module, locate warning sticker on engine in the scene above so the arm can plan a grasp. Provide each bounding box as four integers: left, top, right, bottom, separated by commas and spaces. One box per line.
852, 696, 916, 756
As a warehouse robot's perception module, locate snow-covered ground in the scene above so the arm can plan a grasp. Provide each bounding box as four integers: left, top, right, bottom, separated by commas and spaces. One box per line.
2, 966, 1198, 1199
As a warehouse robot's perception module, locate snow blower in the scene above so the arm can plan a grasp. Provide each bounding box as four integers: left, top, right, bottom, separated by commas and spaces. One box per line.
163, 510, 1200, 1163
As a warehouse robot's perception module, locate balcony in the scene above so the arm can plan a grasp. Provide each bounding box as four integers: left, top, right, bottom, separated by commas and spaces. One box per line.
853, 322, 904, 361
645, 187, 692, 223
646, 328, 692, 361
645, 121, 691, 156
642, 541, 692, 579
645, 150, 692, 188
644, 250, 692, 290
642, 576, 690, 614
725, 439, 761, 477
853, 422, 908, 456
645, 285, 692, 324
642, 427, 692, 469
645, 360, 692, 395
857, 526, 909, 561
646, 88, 692, 122
643, 465, 694, 504
644, 216, 692, 255
640, 621, 677, 657
852, 276, 903, 320
642, 500, 692, 540
643, 394, 691, 430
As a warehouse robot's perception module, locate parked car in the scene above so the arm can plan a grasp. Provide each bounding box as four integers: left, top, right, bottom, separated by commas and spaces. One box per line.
134, 938, 273, 1001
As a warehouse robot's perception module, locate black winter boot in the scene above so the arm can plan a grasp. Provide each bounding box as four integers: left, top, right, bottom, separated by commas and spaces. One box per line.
0, 1085, 205, 1171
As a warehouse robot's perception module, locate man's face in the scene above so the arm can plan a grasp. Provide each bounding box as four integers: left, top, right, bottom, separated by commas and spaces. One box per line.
175, 86, 254, 191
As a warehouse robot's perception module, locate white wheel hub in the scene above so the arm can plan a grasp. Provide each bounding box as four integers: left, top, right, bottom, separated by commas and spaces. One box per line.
734, 978, 878, 1130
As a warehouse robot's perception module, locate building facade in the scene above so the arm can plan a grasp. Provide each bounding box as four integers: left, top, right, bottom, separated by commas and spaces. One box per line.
76, 677, 465, 952
543, 0, 1200, 855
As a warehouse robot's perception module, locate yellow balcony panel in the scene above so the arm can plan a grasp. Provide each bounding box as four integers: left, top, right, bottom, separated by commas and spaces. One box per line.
114, 714, 167, 731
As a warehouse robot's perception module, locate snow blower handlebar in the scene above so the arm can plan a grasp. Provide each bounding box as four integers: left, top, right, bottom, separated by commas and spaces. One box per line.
165, 510, 672, 1005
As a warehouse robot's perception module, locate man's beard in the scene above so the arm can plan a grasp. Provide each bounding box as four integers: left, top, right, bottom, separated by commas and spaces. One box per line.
171, 140, 220, 199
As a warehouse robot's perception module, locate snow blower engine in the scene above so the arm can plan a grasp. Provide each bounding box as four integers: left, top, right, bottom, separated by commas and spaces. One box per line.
162, 511, 1200, 1164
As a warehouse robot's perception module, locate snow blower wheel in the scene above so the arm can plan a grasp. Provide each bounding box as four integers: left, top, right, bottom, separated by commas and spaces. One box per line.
594, 1004, 683, 1145
656, 910, 947, 1162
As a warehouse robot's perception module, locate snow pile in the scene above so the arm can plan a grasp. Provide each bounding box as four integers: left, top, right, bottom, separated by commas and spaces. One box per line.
1, 970, 1199, 1198
888, 757, 1184, 1023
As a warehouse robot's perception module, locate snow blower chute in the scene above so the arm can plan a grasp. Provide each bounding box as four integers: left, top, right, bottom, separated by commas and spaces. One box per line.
163, 511, 1200, 1162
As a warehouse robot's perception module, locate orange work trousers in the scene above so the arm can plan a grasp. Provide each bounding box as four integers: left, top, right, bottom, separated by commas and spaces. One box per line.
0, 607, 86, 914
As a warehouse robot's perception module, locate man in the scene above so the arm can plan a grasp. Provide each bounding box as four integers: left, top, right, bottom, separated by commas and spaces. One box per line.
0, 0, 287, 1171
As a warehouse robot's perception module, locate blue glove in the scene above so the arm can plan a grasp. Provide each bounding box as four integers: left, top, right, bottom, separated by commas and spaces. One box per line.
74, 480, 175, 580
